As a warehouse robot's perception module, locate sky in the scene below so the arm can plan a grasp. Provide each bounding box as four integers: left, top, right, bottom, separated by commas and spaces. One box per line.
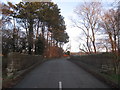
1, 0, 118, 52
54, 1, 116, 52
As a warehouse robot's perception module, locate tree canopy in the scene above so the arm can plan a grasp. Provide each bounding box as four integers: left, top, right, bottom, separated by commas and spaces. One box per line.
2, 2, 69, 56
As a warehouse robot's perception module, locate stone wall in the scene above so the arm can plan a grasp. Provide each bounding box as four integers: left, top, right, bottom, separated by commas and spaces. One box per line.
70, 53, 113, 69
5, 52, 43, 76
69, 53, 116, 74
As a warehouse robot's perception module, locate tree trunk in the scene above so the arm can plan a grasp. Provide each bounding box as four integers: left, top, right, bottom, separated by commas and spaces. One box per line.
28, 20, 34, 54
86, 37, 91, 54
91, 28, 96, 53
92, 40, 96, 53
108, 33, 115, 52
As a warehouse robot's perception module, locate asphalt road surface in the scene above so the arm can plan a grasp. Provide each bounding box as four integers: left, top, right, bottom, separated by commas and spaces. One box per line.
14, 58, 110, 88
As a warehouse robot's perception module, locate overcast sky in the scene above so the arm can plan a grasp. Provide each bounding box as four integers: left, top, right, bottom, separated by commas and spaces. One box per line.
1, 0, 117, 52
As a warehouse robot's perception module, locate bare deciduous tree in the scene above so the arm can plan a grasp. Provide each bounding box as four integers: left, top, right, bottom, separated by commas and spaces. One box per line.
116, 1, 120, 55
101, 9, 119, 53
72, 2, 102, 53
101, 8, 120, 74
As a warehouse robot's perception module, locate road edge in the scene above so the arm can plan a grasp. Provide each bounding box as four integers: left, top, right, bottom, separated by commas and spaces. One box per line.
68, 59, 119, 88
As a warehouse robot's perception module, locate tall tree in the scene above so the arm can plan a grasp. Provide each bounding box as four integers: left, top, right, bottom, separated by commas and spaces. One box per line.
101, 9, 119, 53
100, 8, 120, 74
2, 2, 69, 57
116, 1, 120, 55
72, 2, 102, 53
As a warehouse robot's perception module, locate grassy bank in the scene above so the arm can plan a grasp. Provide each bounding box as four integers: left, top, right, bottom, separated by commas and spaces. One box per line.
2, 53, 43, 88
69, 53, 120, 88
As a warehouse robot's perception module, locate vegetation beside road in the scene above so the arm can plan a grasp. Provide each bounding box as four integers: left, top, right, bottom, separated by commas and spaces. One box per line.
2, 52, 68, 88
1, 1, 120, 88
2, 2, 69, 57
69, 53, 120, 88
2, 2, 69, 88
2, 52, 44, 88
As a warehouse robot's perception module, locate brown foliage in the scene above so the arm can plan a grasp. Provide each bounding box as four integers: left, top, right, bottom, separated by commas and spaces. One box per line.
43, 46, 64, 58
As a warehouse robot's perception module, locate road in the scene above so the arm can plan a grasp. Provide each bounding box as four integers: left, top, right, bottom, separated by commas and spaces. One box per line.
14, 58, 110, 88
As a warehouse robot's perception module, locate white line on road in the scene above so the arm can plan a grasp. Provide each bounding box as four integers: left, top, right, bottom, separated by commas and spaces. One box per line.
59, 81, 62, 90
